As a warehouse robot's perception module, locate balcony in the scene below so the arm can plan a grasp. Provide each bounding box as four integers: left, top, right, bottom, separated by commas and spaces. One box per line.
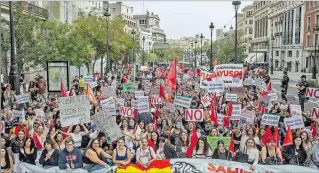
1, 1, 48, 20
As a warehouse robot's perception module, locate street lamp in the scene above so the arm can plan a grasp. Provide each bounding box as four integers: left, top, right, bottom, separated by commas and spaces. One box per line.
200, 33, 203, 66
271, 36, 275, 74
142, 36, 145, 65
195, 40, 197, 67
255, 43, 258, 64
104, 4, 111, 76
313, 25, 319, 79
191, 43, 194, 66
131, 29, 136, 63
232, 1, 241, 64
209, 22, 215, 70
8, 1, 20, 95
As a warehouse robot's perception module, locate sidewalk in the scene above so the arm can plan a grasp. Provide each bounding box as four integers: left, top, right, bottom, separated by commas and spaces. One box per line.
270, 71, 319, 82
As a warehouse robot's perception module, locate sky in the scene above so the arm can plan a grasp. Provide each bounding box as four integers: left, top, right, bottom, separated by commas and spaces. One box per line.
118, 1, 253, 40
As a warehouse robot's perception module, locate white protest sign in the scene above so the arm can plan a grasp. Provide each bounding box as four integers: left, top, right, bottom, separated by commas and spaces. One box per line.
136, 96, 149, 103
135, 91, 144, 98
92, 111, 121, 142
100, 97, 115, 107
213, 64, 244, 87
261, 114, 280, 126
201, 94, 212, 107
166, 103, 176, 113
207, 79, 224, 93
217, 113, 225, 125
0, 121, 4, 133
240, 110, 255, 124
183, 74, 190, 79
90, 81, 98, 88
84, 77, 93, 84
116, 98, 125, 107
138, 102, 149, 113
225, 93, 237, 102
15, 93, 30, 104
306, 87, 319, 99
284, 116, 305, 130
119, 106, 135, 118
174, 95, 192, 108
150, 95, 162, 105
101, 86, 116, 98
131, 100, 138, 109
267, 92, 278, 102
58, 95, 91, 127
185, 109, 204, 122
102, 103, 116, 116
230, 104, 241, 120
244, 78, 254, 85
34, 109, 45, 120
195, 83, 200, 92
12, 110, 23, 119
289, 104, 302, 116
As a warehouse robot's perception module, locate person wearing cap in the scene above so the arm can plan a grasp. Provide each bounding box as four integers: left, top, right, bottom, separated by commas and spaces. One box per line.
297, 75, 309, 112
261, 137, 283, 165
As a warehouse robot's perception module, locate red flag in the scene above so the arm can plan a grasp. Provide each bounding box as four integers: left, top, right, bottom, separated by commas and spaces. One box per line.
15, 123, 21, 136
153, 117, 158, 132
155, 108, 160, 117
223, 116, 230, 127
157, 68, 164, 77
229, 133, 235, 153
262, 126, 272, 145
69, 87, 73, 96
181, 64, 186, 72
33, 131, 43, 150
185, 127, 198, 158
159, 84, 166, 98
128, 64, 132, 71
60, 80, 67, 97
134, 109, 138, 118
226, 101, 233, 117
283, 126, 293, 146
123, 73, 129, 83
311, 123, 318, 138
267, 81, 272, 91
210, 95, 218, 125
166, 57, 177, 91
273, 127, 279, 148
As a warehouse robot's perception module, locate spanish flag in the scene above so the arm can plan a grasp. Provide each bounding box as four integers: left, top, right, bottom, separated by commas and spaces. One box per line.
117, 160, 171, 173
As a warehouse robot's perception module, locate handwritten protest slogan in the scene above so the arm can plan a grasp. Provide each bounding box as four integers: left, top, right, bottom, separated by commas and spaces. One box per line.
201, 94, 212, 107
123, 82, 134, 92
92, 111, 121, 142
284, 116, 305, 130
174, 95, 192, 108
100, 97, 115, 107
261, 114, 280, 126
225, 93, 237, 102
243, 78, 254, 86
138, 102, 149, 113
102, 103, 116, 116
230, 104, 241, 120
15, 93, 30, 104
166, 103, 176, 113
207, 79, 224, 93
136, 96, 149, 103
58, 95, 90, 127
289, 104, 302, 116
207, 136, 231, 152
12, 110, 23, 119
101, 86, 116, 97
135, 91, 144, 98
240, 110, 255, 124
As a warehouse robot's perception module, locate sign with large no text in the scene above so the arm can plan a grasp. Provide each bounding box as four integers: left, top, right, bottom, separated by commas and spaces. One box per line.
185, 109, 203, 122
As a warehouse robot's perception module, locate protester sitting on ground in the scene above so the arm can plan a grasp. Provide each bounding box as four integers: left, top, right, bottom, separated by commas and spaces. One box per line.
212, 140, 232, 161
237, 138, 259, 171
192, 137, 213, 158
39, 139, 60, 168
19, 137, 37, 165
283, 136, 307, 166
135, 137, 156, 168
83, 138, 113, 172
112, 138, 132, 166
58, 138, 84, 171
261, 137, 283, 165
148, 131, 159, 152
1, 146, 13, 173
156, 137, 177, 159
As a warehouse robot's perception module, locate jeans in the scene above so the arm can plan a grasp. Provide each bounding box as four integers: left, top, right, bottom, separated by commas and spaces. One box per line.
84, 164, 111, 173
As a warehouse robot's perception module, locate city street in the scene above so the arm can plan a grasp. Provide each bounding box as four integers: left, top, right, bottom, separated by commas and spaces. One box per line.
272, 79, 318, 112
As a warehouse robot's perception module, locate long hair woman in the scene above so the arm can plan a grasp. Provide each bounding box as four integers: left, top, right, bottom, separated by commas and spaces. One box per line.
112, 138, 131, 166
212, 140, 232, 160
19, 137, 37, 165
261, 137, 283, 165
283, 136, 307, 165
192, 137, 212, 159
1, 147, 13, 173
175, 132, 190, 158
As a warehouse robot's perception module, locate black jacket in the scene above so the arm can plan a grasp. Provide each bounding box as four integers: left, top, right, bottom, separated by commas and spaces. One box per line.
163, 144, 177, 159
283, 145, 307, 165
212, 149, 232, 161
39, 149, 60, 167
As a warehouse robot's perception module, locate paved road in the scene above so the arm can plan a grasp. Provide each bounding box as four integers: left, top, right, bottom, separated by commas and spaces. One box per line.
272, 79, 318, 112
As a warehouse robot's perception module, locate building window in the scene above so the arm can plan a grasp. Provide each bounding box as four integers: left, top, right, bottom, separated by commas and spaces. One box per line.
288, 51, 292, 57
112, 8, 116, 12
307, 16, 311, 32
310, 1, 313, 8
316, 14, 319, 26
249, 20, 253, 24
249, 28, 253, 34
307, 35, 310, 46
296, 51, 299, 58
276, 51, 279, 56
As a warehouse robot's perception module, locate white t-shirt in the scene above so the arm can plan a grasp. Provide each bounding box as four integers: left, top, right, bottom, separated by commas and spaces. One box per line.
136, 146, 156, 165
70, 133, 84, 147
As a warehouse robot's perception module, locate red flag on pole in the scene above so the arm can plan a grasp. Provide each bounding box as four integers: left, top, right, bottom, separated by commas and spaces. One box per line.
185, 127, 198, 158
60, 80, 67, 97
262, 126, 272, 145
283, 126, 293, 147
166, 57, 177, 91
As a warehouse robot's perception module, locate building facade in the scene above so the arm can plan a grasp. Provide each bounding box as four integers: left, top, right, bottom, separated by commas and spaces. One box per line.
303, 1, 319, 73
238, 5, 254, 59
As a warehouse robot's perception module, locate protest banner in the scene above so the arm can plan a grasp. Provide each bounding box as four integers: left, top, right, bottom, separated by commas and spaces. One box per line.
136, 96, 149, 103
119, 106, 134, 118
92, 110, 121, 143
185, 109, 203, 122
286, 95, 299, 105
261, 114, 280, 126
150, 95, 162, 105
199, 71, 213, 89
306, 87, 319, 99
0, 121, 4, 133
207, 79, 224, 93
166, 103, 176, 113
123, 82, 134, 92
138, 102, 149, 113
15, 93, 30, 104
240, 110, 255, 124
267, 92, 278, 102
174, 95, 192, 108
90, 81, 98, 88
201, 94, 212, 107
225, 93, 237, 102
135, 91, 144, 98
231, 87, 245, 97
284, 116, 305, 130
230, 104, 241, 120
34, 109, 45, 120
254, 78, 263, 87
100, 97, 115, 107
12, 109, 23, 119
58, 95, 90, 127
312, 107, 319, 118
289, 104, 302, 116
84, 77, 93, 84
243, 78, 254, 85
102, 103, 116, 116
207, 136, 231, 151
194, 83, 200, 92
212, 64, 243, 87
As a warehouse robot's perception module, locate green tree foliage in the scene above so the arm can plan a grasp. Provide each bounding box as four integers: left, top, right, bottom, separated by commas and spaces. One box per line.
152, 47, 184, 62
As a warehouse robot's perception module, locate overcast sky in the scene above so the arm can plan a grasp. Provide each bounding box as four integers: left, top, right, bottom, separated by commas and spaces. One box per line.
116, 1, 253, 40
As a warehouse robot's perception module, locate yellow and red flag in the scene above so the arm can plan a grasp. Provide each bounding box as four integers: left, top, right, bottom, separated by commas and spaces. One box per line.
85, 84, 98, 104
117, 160, 171, 173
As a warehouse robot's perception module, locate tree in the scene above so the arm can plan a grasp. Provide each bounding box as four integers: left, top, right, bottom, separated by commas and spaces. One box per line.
152, 47, 184, 62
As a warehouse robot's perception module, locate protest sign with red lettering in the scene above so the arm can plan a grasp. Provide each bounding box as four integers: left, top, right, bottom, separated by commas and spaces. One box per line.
119, 106, 134, 118
312, 107, 319, 118
201, 94, 212, 107
306, 87, 319, 99
185, 109, 204, 122
150, 95, 162, 105
212, 64, 243, 87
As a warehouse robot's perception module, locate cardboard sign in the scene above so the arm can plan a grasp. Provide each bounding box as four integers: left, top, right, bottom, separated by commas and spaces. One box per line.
150, 95, 162, 105
135, 91, 144, 98
92, 111, 121, 142
207, 79, 224, 93
261, 114, 280, 126
100, 97, 115, 107
230, 105, 241, 120
174, 95, 192, 108
312, 107, 319, 118
225, 93, 237, 102
58, 95, 91, 127
84, 77, 93, 84
201, 94, 212, 107
284, 116, 305, 130
119, 106, 134, 118
138, 102, 149, 113
0, 121, 4, 133
166, 103, 176, 113
185, 109, 204, 122
102, 103, 116, 116
289, 104, 302, 116
306, 87, 319, 99
244, 78, 254, 85
15, 94, 30, 104
213, 64, 244, 87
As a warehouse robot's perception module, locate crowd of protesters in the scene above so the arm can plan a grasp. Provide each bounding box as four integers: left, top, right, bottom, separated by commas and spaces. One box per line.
0, 64, 319, 173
